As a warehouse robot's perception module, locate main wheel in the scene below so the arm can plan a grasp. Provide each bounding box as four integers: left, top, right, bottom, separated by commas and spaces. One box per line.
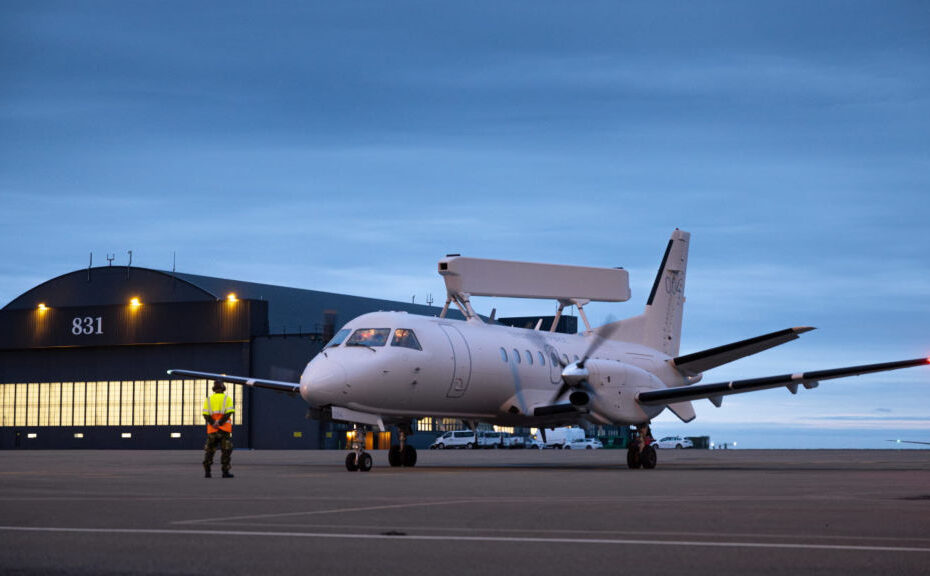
626, 447, 641, 469
388, 446, 402, 467
358, 452, 373, 472
402, 445, 417, 467
641, 445, 657, 469
345, 452, 359, 471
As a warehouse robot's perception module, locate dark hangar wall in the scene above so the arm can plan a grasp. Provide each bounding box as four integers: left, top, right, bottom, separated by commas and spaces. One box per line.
0, 265, 450, 450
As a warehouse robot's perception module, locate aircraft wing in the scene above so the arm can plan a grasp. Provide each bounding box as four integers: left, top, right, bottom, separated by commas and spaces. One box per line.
637, 357, 928, 407
166, 369, 301, 394
672, 327, 814, 376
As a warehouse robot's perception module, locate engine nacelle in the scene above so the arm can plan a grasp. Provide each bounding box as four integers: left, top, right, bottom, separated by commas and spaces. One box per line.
582, 358, 667, 423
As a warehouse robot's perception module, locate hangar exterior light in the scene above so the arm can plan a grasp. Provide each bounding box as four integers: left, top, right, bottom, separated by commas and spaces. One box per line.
130, 297, 141, 308
227, 293, 238, 303
37, 303, 48, 311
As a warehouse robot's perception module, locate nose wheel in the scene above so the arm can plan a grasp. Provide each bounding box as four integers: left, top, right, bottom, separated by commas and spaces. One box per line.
346, 451, 372, 471
345, 426, 373, 472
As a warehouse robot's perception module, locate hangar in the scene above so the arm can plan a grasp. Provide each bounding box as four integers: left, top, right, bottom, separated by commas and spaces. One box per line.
0, 264, 456, 450
0, 264, 580, 451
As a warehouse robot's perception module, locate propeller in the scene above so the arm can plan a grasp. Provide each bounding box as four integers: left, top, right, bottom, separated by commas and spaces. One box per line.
551, 323, 621, 405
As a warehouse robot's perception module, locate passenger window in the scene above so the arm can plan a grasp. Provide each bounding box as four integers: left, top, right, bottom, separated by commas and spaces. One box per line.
346, 328, 390, 347
513, 349, 521, 364
524, 350, 533, 365
573, 355, 580, 362
324, 328, 351, 349
550, 351, 560, 366
500, 348, 508, 362
537, 351, 545, 366
561, 354, 569, 365
391, 328, 422, 350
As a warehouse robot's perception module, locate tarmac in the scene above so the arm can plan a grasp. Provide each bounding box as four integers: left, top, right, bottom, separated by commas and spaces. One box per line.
1, 448, 928, 575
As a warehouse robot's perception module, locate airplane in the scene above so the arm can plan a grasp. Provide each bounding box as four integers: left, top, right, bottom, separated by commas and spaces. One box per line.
169, 229, 929, 471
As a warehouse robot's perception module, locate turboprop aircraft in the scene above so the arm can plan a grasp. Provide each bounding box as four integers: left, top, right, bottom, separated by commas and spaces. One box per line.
169, 229, 929, 471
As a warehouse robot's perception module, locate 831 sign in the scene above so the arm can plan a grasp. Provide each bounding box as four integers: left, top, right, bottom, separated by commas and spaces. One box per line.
72, 316, 103, 335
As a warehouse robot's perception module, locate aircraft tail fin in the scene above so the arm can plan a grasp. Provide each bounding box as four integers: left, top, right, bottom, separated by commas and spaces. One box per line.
597, 229, 690, 356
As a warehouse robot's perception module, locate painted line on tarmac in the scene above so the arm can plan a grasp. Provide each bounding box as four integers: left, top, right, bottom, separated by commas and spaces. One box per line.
173, 498, 486, 525
1, 526, 929, 554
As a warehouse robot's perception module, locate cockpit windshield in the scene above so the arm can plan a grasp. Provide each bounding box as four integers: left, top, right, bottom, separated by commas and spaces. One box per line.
346, 328, 391, 347
324, 328, 351, 349
391, 328, 422, 351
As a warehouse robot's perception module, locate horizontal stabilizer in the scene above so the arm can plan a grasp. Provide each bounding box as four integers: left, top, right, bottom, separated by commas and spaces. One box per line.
637, 358, 929, 406
672, 327, 815, 376
167, 369, 300, 395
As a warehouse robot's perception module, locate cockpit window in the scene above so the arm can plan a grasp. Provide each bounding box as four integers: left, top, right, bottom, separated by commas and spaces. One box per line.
391, 329, 422, 351
346, 328, 390, 347
324, 328, 351, 349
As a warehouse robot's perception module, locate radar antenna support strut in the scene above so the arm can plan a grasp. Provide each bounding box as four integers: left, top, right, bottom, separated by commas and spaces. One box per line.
553, 299, 593, 333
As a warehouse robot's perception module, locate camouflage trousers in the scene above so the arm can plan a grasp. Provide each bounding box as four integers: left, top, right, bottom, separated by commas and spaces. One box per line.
203, 431, 233, 472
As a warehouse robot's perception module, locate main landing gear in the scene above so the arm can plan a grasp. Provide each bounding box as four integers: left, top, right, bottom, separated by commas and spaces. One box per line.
388, 424, 417, 468
627, 423, 657, 470
626, 443, 657, 469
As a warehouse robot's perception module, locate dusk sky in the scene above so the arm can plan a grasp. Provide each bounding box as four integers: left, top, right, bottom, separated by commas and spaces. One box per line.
2, 2, 928, 447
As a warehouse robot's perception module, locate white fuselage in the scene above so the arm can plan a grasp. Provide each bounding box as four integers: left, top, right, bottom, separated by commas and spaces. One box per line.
299, 311, 688, 427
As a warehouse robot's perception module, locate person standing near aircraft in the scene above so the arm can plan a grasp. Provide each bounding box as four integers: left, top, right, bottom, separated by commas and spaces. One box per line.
202, 380, 235, 478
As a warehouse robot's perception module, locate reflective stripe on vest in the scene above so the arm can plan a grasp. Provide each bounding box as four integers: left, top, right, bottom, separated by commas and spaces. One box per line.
203, 393, 234, 434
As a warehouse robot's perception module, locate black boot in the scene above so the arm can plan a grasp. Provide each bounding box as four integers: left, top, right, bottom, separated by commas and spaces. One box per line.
222, 471, 234, 478
204, 466, 212, 478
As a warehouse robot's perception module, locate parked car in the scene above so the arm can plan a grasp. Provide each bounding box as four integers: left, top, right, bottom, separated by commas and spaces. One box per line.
534, 426, 586, 448
524, 437, 545, 449
430, 430, 478, 449
477, 431, 507, 449
654, 435, 693, 449
563, 438, 603, 450
502, 435, 528, 449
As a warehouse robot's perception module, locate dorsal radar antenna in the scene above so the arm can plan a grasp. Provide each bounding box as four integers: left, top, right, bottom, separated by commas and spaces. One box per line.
436, 255, 630, 332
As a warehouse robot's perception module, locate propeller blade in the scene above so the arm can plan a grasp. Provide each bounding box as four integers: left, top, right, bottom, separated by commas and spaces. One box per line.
578, 322, 621, 368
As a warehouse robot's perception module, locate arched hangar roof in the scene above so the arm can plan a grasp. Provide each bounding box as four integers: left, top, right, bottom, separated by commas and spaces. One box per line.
3, 267, 217, 310
3, 266, 446, 334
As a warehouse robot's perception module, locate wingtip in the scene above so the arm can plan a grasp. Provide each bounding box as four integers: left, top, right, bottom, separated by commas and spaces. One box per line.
794, 326, 816, 334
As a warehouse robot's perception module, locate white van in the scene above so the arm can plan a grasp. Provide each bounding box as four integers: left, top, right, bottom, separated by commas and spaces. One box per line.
430, 430, 478, 449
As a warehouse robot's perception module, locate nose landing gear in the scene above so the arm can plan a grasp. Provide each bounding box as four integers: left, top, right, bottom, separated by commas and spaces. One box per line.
346, 426, 373, 472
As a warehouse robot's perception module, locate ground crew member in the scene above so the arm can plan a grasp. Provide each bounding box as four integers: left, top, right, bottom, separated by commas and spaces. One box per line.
203, 380, 235, 478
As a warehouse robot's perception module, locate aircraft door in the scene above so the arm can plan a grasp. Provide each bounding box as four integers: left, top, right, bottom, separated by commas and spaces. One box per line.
544, 344, 563, 385
439, 324, 472, 398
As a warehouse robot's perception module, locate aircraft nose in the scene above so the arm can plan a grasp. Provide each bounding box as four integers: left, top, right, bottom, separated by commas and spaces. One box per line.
300, 356, 347, 404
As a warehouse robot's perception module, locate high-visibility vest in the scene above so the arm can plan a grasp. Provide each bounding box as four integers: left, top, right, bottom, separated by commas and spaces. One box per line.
203, 393, 234, 434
